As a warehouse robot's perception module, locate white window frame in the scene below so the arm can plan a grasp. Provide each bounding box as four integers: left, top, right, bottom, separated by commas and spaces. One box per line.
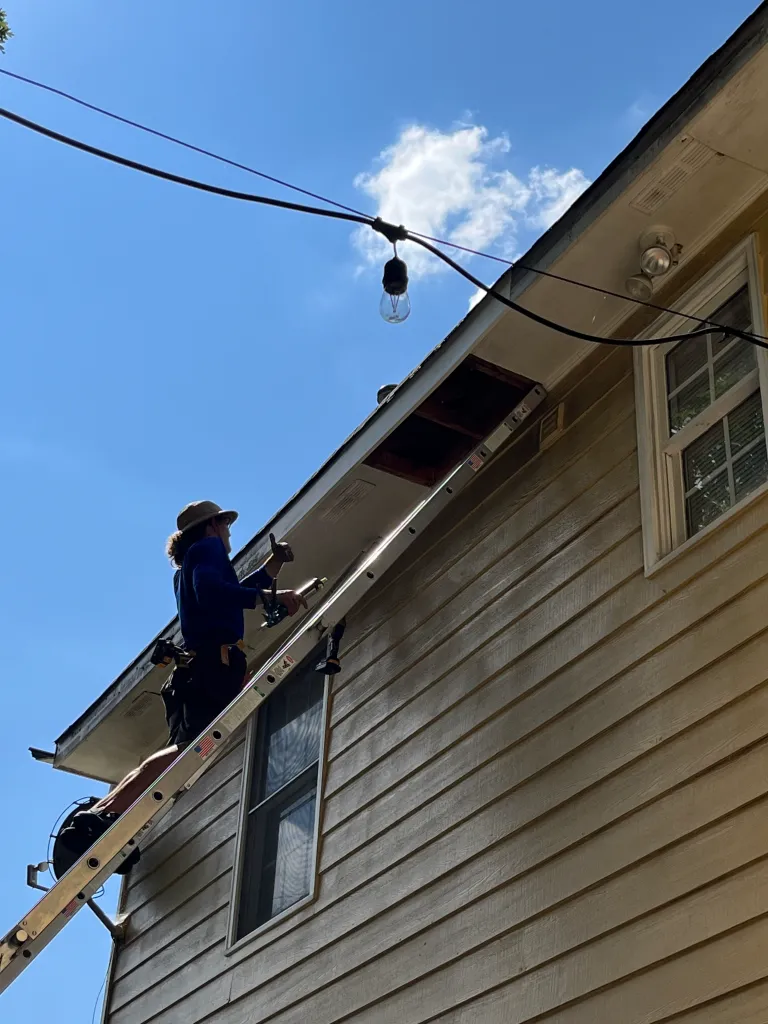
226, 653, 330, 952
634, 233, 768, 575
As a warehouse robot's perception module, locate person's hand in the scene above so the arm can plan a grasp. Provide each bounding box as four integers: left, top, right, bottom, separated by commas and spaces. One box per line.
277, 590, 307, 616
269, 532, 294, 565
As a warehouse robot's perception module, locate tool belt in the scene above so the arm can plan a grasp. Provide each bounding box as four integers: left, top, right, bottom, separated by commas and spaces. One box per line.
153, 638, 246, 732
150, 637, 244, 669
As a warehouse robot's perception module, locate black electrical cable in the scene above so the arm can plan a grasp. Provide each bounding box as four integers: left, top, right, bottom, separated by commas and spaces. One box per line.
409, 229, 768, 343
0, 106, 372, 225
2, 104, 766, 350
4, 68, 766, 341
0, 67, 370, 218
407, 233, 745, 348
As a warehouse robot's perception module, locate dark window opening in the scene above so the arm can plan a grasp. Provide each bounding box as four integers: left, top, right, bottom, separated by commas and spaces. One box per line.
236, 649, 326, 939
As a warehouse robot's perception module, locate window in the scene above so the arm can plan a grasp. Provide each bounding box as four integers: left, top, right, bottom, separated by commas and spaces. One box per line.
233, 650, 327, 942
635, 235, 768, 572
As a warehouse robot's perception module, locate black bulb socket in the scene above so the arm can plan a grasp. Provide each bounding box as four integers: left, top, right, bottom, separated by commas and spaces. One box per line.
383, 256, 409, 297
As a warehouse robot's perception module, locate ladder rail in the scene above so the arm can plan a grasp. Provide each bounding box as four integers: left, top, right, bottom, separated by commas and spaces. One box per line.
0, 384, 545, 993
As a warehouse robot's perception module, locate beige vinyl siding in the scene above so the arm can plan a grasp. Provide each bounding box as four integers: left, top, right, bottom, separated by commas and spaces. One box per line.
105, 343, 768, 1024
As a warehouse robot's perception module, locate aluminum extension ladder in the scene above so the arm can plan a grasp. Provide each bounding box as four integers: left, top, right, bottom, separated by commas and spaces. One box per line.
0, 384, 545, 993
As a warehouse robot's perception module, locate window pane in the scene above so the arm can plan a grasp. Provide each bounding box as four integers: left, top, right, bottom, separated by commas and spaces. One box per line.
710, 285, 752, 357
668, 372, 711, 434
666, 338, 707, 393
685, 469, 731, 535
237, 777, 318, 938
666, 286, 754, 437
683, 420, 726, 492
259, 668, 325, 800
713, 340, 755, 399
264, 789, 317, 920
733, 444, 768, 503
729, 390, 764, 455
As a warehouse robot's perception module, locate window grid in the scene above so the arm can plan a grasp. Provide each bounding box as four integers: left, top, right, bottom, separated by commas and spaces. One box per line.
680, 380, 768, 538
635, 235, 768, 572
665, 285, 755, 436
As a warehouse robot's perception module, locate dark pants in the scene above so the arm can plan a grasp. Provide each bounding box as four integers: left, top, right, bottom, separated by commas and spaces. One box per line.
162, 646, 247, 746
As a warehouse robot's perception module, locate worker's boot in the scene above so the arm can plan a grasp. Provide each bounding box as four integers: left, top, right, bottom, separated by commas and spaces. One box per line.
52, 806, 141, 881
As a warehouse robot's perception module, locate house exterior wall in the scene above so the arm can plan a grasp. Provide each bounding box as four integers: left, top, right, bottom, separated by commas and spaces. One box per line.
104, 219, 768, 1023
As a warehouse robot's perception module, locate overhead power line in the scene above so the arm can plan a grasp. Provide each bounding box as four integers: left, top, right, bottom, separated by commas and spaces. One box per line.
4, 68, 766, 345
0, 67, 369, 217
1, 101, 766, 351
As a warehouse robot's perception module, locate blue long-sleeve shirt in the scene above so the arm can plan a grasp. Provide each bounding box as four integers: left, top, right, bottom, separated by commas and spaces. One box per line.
174, 536, 272, 650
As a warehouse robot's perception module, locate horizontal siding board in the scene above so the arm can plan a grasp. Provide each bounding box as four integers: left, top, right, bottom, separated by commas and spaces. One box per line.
265, 800, 768, 1024
134, 739, 243, 859
111, 721, 768, 1023
104, 347, 768, 1024
291, 739, 768, 1024
328, 439, 639, 779
643, 978, 768, 1024
111, 908, 228, 1013
323, 579, 768, 873
124, 837, 234, 938
112, 789, 768, 1024
123, 801, 238, 920
321, 521, 768, 868
332, 406, 638, 719
343, 857, 768, 1024
322, 628, 768, 896
275, 745, 768, 1024
432, 915, 768, 1024
325, 460, 640, 799
111, 663, 768, 1024
333, 370, 635, 719
127, 772, 241, 892
329, 526, 645, 773
341, 350, 631, 664
115, 873, 232, 981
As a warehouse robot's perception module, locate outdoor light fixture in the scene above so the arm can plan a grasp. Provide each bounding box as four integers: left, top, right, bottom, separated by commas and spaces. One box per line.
380, 249, 411, 324
625, 272, 654, 302
625, 225, 681, 301
640, 244, 673, 277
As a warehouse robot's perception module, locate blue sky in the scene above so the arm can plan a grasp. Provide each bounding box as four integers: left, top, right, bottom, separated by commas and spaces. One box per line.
0, 1, 760, 1019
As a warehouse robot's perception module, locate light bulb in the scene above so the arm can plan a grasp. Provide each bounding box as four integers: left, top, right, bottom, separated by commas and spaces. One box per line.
639, 244, 672, 277
380, 254, 411, 324
380, 290, 411, 324
625, 272, 654, 301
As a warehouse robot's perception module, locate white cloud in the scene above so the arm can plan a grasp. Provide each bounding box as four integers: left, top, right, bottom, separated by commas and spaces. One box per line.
468, 287, 485, 310
353, 123, 591, 282
527, 167, 592, 229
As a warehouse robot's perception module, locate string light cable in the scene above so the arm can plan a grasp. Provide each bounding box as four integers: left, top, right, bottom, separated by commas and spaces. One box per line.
4, 67, 766, 342
1, 102, 766, 351
0, 66, 368, 217
1, 69, 765, 342
408, 229, 768, 341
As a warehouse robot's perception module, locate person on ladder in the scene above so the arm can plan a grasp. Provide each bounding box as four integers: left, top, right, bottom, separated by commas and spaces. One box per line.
53, 500, 306, 878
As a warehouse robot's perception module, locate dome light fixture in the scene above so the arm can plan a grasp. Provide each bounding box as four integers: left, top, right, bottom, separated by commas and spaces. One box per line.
625, 225, 682, 300
625, 272, 654, 302
640, 244, 673, 277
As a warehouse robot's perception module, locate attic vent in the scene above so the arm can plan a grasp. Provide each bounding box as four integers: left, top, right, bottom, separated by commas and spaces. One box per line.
124, 692, 157, 720
539, 403, 565, 450
630, 139, 714, 215
321, 478, 375, 523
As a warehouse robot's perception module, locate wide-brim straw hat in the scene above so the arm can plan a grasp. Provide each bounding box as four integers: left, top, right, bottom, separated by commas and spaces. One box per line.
176, 500, 239, 535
